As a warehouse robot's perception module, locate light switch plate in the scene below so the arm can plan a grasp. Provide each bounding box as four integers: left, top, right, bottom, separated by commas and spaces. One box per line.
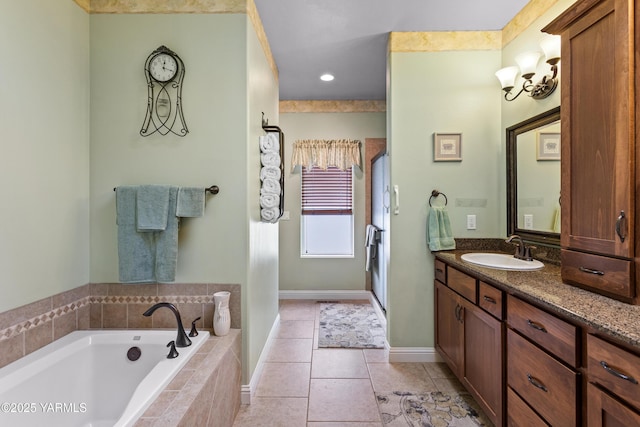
524, 214, 533, 230
467, 215, 477, 230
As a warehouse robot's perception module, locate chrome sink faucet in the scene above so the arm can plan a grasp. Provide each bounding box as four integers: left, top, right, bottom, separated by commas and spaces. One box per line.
505, 234, 535, 261
143, 302, 192, 348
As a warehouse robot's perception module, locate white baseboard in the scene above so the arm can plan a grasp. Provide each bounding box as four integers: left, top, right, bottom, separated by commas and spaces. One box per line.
388, 346, 443, 363
240, 313, 281, 405
279, 289, 373, 301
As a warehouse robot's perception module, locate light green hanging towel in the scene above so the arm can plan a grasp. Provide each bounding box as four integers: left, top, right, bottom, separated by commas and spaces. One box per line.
428, 206, 456, 252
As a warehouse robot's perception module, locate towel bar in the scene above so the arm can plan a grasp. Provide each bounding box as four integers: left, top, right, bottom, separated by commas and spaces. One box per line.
113, 185, 219, 195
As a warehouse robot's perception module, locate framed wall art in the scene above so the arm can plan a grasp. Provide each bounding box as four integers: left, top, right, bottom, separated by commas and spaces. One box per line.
537, 132, 561, 160
433, 133, 462, 162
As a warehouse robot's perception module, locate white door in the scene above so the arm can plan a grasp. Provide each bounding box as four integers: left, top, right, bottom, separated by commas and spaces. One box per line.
371, 153, 389, 310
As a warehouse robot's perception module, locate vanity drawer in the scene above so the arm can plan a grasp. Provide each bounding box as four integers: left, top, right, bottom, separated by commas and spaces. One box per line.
507, 329, 578, 427
435, 259, 446, 284
507, 387, 549, 427
447, 267, 477, 303
479, 281, 503, 320
507, 295, 578, 367
587, 334, 640, 409
561, 249, 633, 299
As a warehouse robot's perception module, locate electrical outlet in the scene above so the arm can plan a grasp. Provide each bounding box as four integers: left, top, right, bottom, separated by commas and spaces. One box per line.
524, 214, 533, 230
467, 214, 477, 230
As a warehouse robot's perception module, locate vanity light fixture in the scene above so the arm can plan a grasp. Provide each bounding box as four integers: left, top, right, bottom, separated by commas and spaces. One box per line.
495, 35, 561, 101
320, 73, 335, 82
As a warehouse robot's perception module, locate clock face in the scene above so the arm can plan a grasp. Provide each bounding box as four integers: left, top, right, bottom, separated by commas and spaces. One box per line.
149, 53, 178, 82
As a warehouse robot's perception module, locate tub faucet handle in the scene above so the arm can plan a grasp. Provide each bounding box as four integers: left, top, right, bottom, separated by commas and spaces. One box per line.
189, 317, 202, 337
166, 341, 179, 359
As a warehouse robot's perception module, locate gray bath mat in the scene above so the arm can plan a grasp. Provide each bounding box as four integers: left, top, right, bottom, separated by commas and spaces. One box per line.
376, 391, 492, 426
318, 302, 386, 348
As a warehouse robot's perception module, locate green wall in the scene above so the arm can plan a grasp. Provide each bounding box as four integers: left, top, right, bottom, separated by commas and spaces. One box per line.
0, 0, 90, 312
246, 18, 281, 384
387, 49, 503, 347
278, 112, 386, 291
89, 14, 250, 284
89, 12, 280, 384
383, 0, 572, 349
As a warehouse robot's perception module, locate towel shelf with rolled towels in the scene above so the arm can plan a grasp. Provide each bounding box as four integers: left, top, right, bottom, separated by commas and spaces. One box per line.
261, 112, 285, 223
113, 185, 219, 195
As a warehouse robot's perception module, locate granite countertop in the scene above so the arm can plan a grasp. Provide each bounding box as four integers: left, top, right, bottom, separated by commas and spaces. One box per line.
435, 249, 640, 350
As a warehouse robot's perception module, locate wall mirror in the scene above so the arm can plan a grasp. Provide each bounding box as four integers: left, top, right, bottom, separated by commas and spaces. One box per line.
507, 106, 561, 247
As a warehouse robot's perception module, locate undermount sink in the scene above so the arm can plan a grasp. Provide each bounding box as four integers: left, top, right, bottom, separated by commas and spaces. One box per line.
460, 253, 544, 271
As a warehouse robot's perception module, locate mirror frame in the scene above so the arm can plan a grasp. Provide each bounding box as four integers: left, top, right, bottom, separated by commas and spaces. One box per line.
507, 106, 561, 247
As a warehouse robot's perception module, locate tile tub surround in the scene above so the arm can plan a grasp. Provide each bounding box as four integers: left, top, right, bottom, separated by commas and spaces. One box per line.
435, 250, 640, 349
0, 282, 240, 369
134, 329, 242, 427
89, 283, 241, 331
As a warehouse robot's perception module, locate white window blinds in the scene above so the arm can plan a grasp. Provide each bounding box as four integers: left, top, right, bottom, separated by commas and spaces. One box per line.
301, 166, 353, 215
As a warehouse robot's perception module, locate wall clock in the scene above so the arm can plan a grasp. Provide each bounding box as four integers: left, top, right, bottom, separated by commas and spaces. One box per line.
140, 45, 189, 137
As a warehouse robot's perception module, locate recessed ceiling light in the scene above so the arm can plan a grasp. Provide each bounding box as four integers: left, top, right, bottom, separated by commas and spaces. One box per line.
320, 73, 335, 82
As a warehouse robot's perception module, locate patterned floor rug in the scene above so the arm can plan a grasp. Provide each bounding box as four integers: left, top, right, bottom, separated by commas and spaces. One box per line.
318, 302, 386, 348
376, 391, 492, 427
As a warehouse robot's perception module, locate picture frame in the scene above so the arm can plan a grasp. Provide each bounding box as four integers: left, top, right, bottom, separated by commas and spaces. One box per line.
537, 132, 561, 160
433, 133, 462, 162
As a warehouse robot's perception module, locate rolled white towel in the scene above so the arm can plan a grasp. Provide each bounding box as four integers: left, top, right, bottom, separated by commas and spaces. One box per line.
260, 193, 280, 209
261, 178, 281, 195
261, 207, 280, 223
261, 152, 281, 167
260, 133, 279, 153
260, 165, 281, 182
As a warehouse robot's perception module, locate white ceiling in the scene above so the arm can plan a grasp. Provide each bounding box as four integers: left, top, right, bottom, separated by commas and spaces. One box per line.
253, 0, 531, 100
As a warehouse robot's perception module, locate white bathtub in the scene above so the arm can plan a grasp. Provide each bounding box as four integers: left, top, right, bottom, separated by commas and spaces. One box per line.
0, 329, 209, 427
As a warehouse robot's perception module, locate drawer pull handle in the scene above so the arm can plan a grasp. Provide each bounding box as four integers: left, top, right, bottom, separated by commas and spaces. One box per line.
436, 268, 444, 274
527, 319, 548, 333
579, 267, 605, 276
600, 361, 638, 385
483, 295, 496, 304
527, 374, 548, 392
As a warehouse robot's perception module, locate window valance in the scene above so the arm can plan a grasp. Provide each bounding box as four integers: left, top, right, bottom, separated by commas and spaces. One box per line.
291, 139, 361, 171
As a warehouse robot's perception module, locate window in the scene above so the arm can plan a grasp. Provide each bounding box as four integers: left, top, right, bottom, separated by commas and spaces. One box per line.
301, 166, 354, 257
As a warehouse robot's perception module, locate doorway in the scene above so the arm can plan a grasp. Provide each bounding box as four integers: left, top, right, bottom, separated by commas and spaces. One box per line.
365, 138, 388, 312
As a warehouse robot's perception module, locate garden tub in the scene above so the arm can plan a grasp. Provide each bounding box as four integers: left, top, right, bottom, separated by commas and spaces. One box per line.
0, 329, 208, 427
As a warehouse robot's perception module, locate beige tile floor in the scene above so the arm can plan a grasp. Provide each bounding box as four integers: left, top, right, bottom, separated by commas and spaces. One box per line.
232, 300, 478, 427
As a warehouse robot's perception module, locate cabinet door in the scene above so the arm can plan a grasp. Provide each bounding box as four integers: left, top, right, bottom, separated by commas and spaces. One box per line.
463, 302, 503, 427
587, 383, 640, 427
435, 281, 463, 377
556, 0, 634, 258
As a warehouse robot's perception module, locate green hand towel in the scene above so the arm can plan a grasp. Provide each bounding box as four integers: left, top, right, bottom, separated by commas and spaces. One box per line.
428, 206, 456, 252
176, 187, 205, 217
136, 185, 171, 231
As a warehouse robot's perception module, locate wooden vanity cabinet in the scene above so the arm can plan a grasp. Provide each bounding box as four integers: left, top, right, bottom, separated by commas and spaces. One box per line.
586, 334, 640, 426
435, 266, 504, 427
543, 0, 637, 303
